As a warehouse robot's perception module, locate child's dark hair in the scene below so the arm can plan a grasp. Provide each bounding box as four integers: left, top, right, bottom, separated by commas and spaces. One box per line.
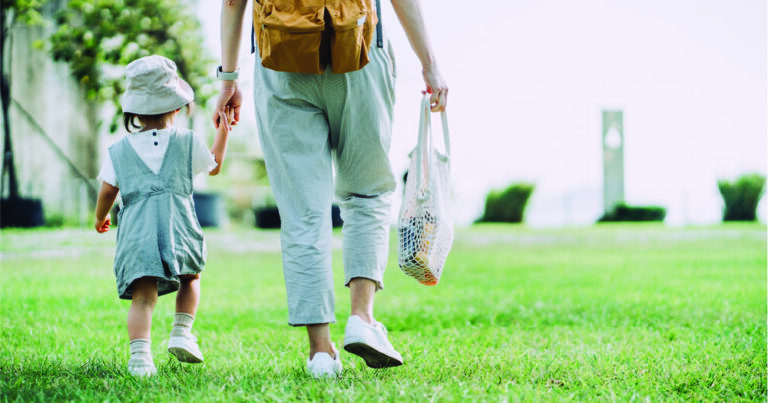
123, 104, 193, 133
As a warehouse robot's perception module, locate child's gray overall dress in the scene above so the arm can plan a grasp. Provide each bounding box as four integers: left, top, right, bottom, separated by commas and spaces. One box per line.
110, 129, 206, 300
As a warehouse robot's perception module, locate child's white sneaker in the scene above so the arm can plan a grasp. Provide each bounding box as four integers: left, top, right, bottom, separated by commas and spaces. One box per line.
127, 356, 157, 377
343, 315, 403, 368
168, 332, 204, 363
306, 344, 342, 379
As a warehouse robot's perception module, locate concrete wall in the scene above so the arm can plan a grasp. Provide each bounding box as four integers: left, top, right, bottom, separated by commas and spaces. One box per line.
1, 4, 102, 226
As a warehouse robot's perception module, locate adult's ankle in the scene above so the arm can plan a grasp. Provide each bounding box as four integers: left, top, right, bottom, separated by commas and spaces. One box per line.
350, 313, 375, 326
309, 343, 337, 360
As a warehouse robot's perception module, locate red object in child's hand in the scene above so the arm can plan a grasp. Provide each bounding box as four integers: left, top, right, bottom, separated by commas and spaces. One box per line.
95, 217, 111, 233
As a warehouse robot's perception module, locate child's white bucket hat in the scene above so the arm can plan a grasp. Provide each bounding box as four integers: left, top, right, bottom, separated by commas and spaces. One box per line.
121, 55, 194, 115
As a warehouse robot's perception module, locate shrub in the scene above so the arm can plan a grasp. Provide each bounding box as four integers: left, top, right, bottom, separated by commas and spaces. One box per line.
717, 173, 766, 221
598, 203, 666, 222
479, 183, 535, 223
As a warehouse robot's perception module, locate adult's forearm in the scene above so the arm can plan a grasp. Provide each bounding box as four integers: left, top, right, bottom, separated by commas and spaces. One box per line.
390, 0, 436, 71
221, 0, 249, 72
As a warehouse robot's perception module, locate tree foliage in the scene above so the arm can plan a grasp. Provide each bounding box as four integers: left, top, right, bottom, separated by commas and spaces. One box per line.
48, 0, 215, 132
2, 0, 46, 25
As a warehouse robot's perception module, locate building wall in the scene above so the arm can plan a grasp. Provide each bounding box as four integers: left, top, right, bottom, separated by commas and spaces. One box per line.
1, 5, 102, 226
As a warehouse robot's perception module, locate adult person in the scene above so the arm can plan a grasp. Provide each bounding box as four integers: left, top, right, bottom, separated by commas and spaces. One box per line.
213, 0, 447, 378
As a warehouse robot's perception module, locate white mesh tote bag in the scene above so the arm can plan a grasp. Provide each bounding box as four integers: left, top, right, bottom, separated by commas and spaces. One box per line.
397, 94, 453, 286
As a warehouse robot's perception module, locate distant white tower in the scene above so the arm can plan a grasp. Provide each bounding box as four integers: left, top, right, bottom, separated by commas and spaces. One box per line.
602, 110, 625, 214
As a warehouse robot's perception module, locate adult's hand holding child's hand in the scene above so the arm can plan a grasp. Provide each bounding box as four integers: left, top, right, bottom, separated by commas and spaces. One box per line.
212, 81, 242, 131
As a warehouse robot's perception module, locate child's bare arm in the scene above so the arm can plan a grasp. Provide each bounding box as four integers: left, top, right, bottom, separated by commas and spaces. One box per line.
209, 107, 233, 176
94, 182, 119, 233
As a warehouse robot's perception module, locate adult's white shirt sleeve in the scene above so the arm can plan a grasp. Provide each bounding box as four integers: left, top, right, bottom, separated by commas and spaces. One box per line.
192, 133, 217, 176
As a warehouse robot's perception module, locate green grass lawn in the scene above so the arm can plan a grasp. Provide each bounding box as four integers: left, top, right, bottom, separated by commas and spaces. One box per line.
1, 224, 765, 402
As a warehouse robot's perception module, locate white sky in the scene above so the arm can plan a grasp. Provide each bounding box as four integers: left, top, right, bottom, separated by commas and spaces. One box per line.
198, 0, 767, 226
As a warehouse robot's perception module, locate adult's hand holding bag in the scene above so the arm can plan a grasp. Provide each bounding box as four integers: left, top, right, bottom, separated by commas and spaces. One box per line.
397, 94, 454, 285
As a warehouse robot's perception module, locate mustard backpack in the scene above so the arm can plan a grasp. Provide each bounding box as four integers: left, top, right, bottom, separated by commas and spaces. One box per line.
252, 0, 382, 74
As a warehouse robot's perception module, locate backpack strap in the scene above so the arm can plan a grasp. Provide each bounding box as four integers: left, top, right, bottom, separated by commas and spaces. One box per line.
376, 0, 383, 48
251, 25, 256, 54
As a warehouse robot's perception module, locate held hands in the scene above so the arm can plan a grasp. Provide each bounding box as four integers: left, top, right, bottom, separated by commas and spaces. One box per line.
219, 106, 236, 131
212, 81, 242, 131
95, 215, 111, 233
422, 66, 448, 112
214, 105, 236, 135
208, 105, 234, 176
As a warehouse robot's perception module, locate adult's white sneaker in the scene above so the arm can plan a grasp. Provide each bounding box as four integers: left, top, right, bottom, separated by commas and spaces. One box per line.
306, 344, 342, 379
168, 332, 204, 363
343, 315, 403, 368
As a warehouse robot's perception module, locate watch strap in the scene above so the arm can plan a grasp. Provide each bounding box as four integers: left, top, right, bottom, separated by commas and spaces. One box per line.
216, 66, 239, 80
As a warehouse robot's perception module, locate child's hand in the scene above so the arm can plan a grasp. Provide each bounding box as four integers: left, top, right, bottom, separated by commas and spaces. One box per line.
209, 107, 233, 176
228, 107, 236, 127
222, 106, 236, 131
95, 215, 111, 233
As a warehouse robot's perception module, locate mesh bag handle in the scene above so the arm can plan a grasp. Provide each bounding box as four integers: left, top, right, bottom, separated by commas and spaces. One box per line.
414, 95, 451, 201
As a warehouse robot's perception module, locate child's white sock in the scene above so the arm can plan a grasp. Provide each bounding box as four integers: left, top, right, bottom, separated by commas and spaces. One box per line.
129, 339, 152, 360
127, 339, 156, 376
130, 339, 152, 356
170, 312, 195, 338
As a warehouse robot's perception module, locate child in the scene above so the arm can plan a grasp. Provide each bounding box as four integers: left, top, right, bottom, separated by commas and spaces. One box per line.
94, 55, 232, 377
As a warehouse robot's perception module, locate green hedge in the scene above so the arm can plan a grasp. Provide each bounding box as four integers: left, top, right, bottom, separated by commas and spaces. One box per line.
479, 183, 535, 223
598, 203, 666, 222
718, 173, 766, 221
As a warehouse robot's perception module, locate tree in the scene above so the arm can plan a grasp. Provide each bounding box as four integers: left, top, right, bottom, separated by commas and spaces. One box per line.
48, 0, 215, 132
